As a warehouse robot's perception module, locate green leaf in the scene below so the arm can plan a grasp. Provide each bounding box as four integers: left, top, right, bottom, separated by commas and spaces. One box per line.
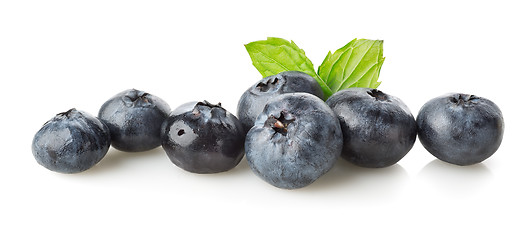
317, 38, 384, 93
245, 37, 333, 98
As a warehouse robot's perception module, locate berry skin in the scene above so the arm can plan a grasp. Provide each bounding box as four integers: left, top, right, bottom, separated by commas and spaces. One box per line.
32, 109, 111, 173
417, 93, 504, 166
237, 71, 324, 133
98, 89, 171, 152
161, 101, 245, 174
326, 88, 417, 168
245, 93, 343, 189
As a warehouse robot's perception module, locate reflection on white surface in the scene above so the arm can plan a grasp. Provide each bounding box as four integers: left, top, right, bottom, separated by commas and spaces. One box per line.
417, 159, 493, 195
296, 159, 410, 203
82, 147, 169, 174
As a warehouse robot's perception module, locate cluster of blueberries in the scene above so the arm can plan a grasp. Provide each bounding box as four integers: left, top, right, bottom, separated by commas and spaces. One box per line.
32, 71, 504, 189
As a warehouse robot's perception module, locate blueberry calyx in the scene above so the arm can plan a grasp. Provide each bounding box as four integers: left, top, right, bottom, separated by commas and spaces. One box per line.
122, 89, 151, 107
367, 89, 389, 101
192, 101, 223, 115
256, 77, 280, 92
195, 100, 222, 109
57, 108, 78, 118
265, 111, 294, 136
49, 108, 80, 125
450, 94, 479, 106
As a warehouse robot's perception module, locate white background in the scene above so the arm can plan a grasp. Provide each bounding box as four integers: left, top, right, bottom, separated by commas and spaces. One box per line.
1, 0, 530, 239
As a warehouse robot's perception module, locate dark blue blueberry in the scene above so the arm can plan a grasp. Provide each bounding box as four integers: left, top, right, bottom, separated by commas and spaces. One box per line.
417, 93, 504, 166
161, 101, 245, 173
98, 89, 171, 152
32, 109, 111, 173
326, 88, 417, 168
237, 71, 324, 133
246, 93, 343, 189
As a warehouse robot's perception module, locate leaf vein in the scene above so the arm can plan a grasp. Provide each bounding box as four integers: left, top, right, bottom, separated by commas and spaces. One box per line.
339, 40, 379, 90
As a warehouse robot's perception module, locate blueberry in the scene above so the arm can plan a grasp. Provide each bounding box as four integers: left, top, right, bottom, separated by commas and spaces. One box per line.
417, 93, 504, 166
32, 109, 111, 173
98, 89, 171, 152
326, 88, 417, 168
161, 101, 245, 173
245, 93, 343, 189
237, 71, 324, 133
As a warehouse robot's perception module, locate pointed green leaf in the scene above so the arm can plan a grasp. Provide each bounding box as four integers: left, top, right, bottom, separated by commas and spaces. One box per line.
318, 39, 384, 93
245, 37, 333, 98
